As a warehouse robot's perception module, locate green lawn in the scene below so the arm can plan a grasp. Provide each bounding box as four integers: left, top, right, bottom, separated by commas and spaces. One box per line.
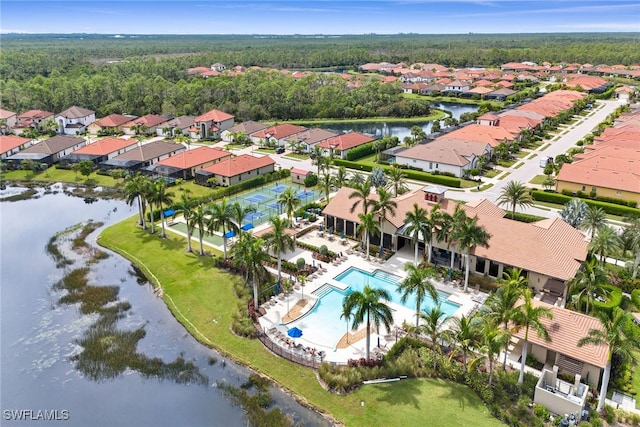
513, 162, 524, 169
483, 169, 500, 178
98, 218, 504, 427
529, 175, 549, 185
3, 168, 120, 187
496, 158, 517, 168
631, 351, 640, 409
284, 153, 310, 160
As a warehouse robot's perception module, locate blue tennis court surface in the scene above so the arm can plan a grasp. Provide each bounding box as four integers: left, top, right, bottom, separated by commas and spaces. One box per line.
268, 202, 282, 210
245, 211, 265, 221
297, 191, 315, 199
270, 185, 288, 194
245, 194, 269, 203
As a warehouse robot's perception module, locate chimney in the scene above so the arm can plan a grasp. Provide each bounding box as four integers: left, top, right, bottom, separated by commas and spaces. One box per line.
552, 365, 559, 387
574, 374, 581, 396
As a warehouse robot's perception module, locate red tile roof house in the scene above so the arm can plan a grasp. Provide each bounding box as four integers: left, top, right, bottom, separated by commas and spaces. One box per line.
145, 146, 232, 180
0, 135, 33, 160
282, 128, 337, 153
155, 115, 196, 137
60, 137, 138, 165
12, 109, 54, 135
100, 141, 186, 172
220, 120, 269, 143
195, 154, 275, 187
0, 109, 18, 133
54, 106, 96, 135
316, 132, 375, 160
6, 135, 86, 166
87, 114, 133, 135
122, 114, 170, 136
250, 124, 307, 147
192, 109, 235, 140
290, 167, 312, 185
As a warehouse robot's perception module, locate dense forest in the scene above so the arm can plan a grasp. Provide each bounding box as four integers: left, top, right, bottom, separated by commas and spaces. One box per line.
1, 33, 638, 120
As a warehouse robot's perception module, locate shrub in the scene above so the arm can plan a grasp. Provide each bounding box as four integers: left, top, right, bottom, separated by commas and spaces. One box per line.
332, 159, 461, 187
533, 404, 549, 420
303, 172, 318, 187
345, 141, 376, 161
591, 284, 622, 315
319, 245, 328, 256
531, 190, 640, 217
296, 258, 306, 270
511, 212, 546, 223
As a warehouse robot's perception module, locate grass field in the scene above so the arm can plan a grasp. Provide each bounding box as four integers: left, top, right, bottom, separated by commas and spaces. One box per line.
98, 218, 504, 427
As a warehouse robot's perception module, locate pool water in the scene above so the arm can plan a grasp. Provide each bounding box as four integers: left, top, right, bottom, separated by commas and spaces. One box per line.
334, 267, 460, 317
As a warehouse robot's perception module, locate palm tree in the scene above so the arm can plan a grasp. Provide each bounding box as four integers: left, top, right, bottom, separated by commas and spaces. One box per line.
340, 304, 352, 345
403, 203, 428, 266
320, 172, 334, 202
397, 263, 438, 331
419, 304, 451, 369
578, 308, 640, 411
208, 199, 237, 259
497, 181, 533, 220
230, 201, 256, 231
311, 146, 326, 177
424, 204, 442, 264
175, 192, 196, 253
580, 206, 606, 240
622, 216, 640, 279
589, 224, 621, 266
264, 215, 295, 287
373, 187, 397, 256
436, 204, 467, 274
277, 188, 301, 225
151, 179, 175, 239
190, 205, 208, 256
453, 214, 491, 293
386, 165, 408, 197
348, 179, 374, 215
357, 212, 380, 260
512, 288, 553, 384
342, 285, 393, 361
145, 179, 159, 235
568, 256, 609, 314
124, 174, 149, 230
450, 314, 479, 374
334, 166, 348, 189
476, 317, 508, 387
231, 232, 270, 310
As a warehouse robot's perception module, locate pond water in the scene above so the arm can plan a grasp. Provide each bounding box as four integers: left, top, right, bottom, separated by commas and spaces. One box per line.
315, 101, 479, 140
0, 185, 329, 427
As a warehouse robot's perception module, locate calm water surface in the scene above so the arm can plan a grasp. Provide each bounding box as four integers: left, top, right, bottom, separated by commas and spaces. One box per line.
0, 185, 329, 427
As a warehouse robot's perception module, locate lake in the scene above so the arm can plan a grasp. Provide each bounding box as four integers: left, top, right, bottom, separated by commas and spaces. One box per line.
316, 101, 479, 140
0, 184, 329, 427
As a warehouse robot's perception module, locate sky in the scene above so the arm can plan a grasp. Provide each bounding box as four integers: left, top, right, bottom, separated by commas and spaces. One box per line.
1, 1, 639, 35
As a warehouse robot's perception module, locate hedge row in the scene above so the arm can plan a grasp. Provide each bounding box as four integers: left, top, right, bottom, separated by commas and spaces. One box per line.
511, 212, 546, 223
560, 189, 637, 208
531, 190, 640, 217
345, 141, 376, 161
333, 159, 461, 188
591, 285, 623, 315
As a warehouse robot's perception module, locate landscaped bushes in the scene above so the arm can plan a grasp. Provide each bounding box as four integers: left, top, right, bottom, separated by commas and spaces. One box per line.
591, 284, 623, 315
295, 240, 336, 260
531, 190, 640, 217
333, 159, 461, 188
345, 141, 376, 161
511, 212, 546, 223
195, 169, 291, 204
560, 189, 637, 208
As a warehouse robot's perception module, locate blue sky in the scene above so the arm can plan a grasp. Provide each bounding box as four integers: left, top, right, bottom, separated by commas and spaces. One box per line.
1, 1, 639, 34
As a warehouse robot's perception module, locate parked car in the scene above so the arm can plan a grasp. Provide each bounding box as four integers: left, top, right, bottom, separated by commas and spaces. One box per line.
275, 147, 285, 154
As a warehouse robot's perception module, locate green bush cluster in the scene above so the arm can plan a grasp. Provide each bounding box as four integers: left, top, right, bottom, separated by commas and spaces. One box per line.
345, 141, 376, 161
560, 189, 637, 208
511, 212, 546, 223
295, 240, 336, 259
332, 159, 461, 188
531, 190, 640, 217
591, 284, 623, 314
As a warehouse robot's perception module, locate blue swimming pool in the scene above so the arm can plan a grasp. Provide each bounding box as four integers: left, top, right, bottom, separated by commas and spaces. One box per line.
334, 267, 460, 317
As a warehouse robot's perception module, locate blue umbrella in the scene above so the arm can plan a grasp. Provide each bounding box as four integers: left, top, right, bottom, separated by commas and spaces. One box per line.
287, 327, 303, 338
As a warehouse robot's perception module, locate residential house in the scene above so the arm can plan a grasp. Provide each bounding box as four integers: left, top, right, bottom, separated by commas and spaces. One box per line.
211, 63, 226, 72
55, 106, 96, 135
155, 116, 195, 137
60, 137, 138, 165
6, 135, 86, 166
615, 86, 634, 103
100, 141, 185, 172
485, 88, 517, 101
195, 154, 275, 187
290, 167, 312, 185
192, 109, 235, 140
145, 146, 232, 180
0, 109, 17, 134
221, 120, 269, 143
0, 135, 33, 159
87, 113, 133, 135
13, 110, 54, 135
251, 124, 307, 147
122, 114, 170, 136
443, 80, 470, 94
316, 132, 375, 159
282, 128, 337, 153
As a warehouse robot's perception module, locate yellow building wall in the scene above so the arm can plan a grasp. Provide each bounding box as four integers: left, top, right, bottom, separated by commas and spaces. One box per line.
556, 180, 640, 204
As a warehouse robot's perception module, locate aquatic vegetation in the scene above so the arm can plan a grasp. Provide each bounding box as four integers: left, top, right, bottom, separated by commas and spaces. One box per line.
45, 235, 73, 268
72, 221, 104, 250
0, 188, 39, 202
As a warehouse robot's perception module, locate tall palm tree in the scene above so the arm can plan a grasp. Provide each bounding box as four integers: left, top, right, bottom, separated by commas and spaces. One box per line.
589, 224, 621, 266
264, 215, 295, 287
403, 203, 428, 266
450, 314, 479, 374
622, 216, 640, 279
436, 204, 467, 273
512, 289, 553, 384
175, 192, 196, 253
334, 166, 348, 189
231, 232, 270, 310
453, 214, 491, 292
342, 285, 394, 361
424, 204, 442, 264
348, 179, 374, 215
419, 304, 451, 369
151, 179, 175, 239
357, 212, 380, 260
190, 205, 207, 256
144, 178, 158, 235
580, 206, 606, 240
208, 198, 237, 259
373, 187, 397, 255
311, 146, 326, 177
277, 188, 301, 225
578, 308, 640, 411
124, 174, 149, 230
568, 256, 609, 314
230, 201, 256, 231
397, 262, 438, 331
320, 172, 334, 202
475, 317, 508, 387
340, 304, 352, 345
386, 165, 408, 197
497, 180, 533, 220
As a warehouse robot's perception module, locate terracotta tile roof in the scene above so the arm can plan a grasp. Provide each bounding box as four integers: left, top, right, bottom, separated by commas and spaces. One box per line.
396, 138, 488, 167
564, 75, 608, 91
227, 120, 268, 135
317, 132, 374, 151
0, 135, 31, 153
109, 141, 185, 162
18, 109, 54, 120
446, 124, 517, 146
283, 128, 337, 145
200, 154, 275, 177
72, 137, 136, 155
252, 124, 307, 140
56, 105, 94, 119
162, 115, 195, 129
93, 114, 132, 128
19, 135, 85, 154
0, 109, 16, 120
512, 299, 608, 368
290, 167, 311, 176
468, 86, 494, 95
194, 109, 234, 123
122, 114, 169, 128
155, 146, 231, 169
